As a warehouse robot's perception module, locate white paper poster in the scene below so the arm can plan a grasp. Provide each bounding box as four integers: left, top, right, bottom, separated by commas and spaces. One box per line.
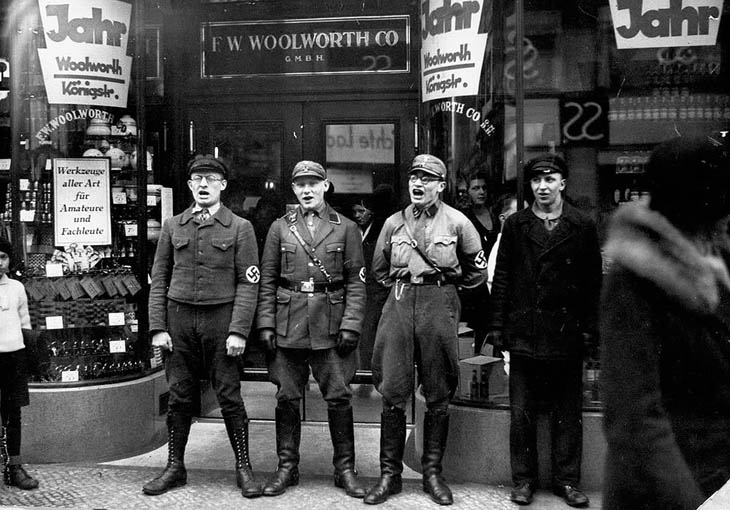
420, 0, 489, 103
37, 0, 133, 107
610, 0, 723, 49
53, 158, 112, 246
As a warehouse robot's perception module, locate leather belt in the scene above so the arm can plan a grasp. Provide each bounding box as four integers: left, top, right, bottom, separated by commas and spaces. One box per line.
406, 274, 448, 286
279, 279, 345, 293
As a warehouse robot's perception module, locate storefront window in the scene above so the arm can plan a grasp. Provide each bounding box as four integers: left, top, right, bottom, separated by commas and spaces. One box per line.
2, 0, 162, 385
424, 0, 729, 409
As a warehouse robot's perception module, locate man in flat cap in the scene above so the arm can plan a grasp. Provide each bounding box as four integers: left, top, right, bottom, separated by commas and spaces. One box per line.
365, 154, 487, 506
488, 154, 601, 507
257, 160, 367, 498
144, 154, 263, 498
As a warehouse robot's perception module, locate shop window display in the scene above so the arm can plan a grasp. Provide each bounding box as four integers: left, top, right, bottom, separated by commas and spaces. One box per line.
2, 0, 161, 386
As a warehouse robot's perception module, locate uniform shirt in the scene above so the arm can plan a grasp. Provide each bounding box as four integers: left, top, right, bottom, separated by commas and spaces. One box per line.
0, 274, 30, 353
372, 201, 487, 290
148, 204, 259, 339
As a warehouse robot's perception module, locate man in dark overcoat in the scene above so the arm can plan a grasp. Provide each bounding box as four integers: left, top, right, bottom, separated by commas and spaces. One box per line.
257, 160, 366, 498
489, 154, 602, 507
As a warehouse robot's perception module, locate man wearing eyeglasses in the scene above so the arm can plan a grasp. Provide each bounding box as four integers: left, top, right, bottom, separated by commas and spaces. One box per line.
145, 154, 263, 499
364, 154, 487, 506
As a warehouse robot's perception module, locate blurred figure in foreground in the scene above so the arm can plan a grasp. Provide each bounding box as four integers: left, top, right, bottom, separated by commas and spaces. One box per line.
601, 135, 730, 510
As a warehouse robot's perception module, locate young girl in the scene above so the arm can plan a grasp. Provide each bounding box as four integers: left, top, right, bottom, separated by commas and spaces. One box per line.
0, 237, 39, 490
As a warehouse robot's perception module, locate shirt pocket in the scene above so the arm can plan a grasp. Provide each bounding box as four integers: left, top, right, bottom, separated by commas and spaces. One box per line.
172, 236, 190, 250
280, 243, 297, 274
431, 235, 457, 268
390, 235, 412, 268
325, 243, 345, 275
210, 236, 236, 266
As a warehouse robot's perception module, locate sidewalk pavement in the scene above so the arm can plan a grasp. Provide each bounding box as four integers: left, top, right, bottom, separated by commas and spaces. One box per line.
0, 420, 602, 510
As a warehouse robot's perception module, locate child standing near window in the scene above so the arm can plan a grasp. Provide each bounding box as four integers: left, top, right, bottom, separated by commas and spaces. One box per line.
0, 237, 39, 490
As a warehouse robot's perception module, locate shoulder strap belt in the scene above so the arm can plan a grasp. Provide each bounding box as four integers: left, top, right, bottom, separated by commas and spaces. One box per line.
286, 213, 333, 283
400, 210, 442, 273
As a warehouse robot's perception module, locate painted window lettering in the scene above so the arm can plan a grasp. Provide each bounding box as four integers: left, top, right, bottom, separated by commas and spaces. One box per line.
614, 0, 720, 39
45, 5, 127, 46
421, 0, 481, 39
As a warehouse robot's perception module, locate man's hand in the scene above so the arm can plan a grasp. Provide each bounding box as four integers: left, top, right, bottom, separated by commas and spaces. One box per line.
336, 330, 359, 357
226, 334, 247, 357
152, 331, 173, 352
486, 330, 503, 350
259, 328, 277, 355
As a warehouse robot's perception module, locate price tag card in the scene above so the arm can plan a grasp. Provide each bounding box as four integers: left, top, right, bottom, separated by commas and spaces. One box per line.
108, 312, 125, 326
61, 370, 79, 382
45, 262, 64, 277
147, 195, 157, 206
45, 315, 64, 329
109, 340, 126, 353
0, 159, 10, 171
20, 209, 36, 222
18, 178, 30, 191
130, 323, 139, 333
124, 223, 138, 236
112, 192, 128, 205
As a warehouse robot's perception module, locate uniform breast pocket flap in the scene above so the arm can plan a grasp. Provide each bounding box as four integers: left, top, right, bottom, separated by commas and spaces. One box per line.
326, 243, 345, 267
390, 235, 412, 267
280, 243, 296, 273
211, 237, 235, 251
172, 236, 190, 250
432, 235, 458, 266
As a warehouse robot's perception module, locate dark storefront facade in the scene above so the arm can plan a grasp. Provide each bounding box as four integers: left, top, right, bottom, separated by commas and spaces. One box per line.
1, 0, 729, 472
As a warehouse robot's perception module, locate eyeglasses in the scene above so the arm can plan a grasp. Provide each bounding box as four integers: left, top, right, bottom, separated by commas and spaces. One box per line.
189, 174, 224, 183
409, 174, 442, 185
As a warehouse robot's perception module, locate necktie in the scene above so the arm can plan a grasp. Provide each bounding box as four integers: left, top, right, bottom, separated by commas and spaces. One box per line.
196, 208, 209, 223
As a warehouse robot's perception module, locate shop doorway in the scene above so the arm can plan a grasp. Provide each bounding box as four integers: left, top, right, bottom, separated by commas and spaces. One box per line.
191, 98, 418, 423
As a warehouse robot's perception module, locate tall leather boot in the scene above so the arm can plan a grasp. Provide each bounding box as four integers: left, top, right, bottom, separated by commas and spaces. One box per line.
224, 415, 263, 498
262, 405, 301, 496
421, 410, 453, 505
328, 407, 366, 498
364, 408, 406, 505
142, 413, 191, 495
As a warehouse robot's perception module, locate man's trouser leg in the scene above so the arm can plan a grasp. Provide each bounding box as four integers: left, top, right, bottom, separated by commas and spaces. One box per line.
142, 411, 191, 495
550, 359, 583, 489
509, 356, 539, 487
364, 405, 406, 505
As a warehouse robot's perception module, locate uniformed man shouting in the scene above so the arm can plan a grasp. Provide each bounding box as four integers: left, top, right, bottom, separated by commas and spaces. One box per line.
257, 161, 367, 498
365, 154, 488, 506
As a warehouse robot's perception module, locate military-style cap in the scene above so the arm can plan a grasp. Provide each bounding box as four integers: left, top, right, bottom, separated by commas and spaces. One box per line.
187, 154, 228, 179
524, 154, 568, 179
291, 160, 326, 180
409, 154, 447, 180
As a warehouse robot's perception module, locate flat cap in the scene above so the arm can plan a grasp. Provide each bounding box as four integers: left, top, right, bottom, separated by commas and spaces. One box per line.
409, 154, 447, 180
187, 154, 228, 179
524, 154, 568, 179
291, 160, 326, 180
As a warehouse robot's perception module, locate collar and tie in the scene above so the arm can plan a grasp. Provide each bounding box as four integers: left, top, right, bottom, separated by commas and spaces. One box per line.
196, 208, 210, 223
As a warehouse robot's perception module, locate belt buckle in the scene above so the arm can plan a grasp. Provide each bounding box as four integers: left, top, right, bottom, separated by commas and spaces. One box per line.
410, 275, 423, 284
300, 280, 315, 292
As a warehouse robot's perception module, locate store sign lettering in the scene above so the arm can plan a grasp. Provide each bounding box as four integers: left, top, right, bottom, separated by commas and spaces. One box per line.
610, 0, 723, 49
37, 0, 133, 108
202, 16, 409, 77
420, 0, 489, 103
430, 100, 495, 136
44, 5, 126, 46
421, 0, 481, 38
35, 108, 114, 142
